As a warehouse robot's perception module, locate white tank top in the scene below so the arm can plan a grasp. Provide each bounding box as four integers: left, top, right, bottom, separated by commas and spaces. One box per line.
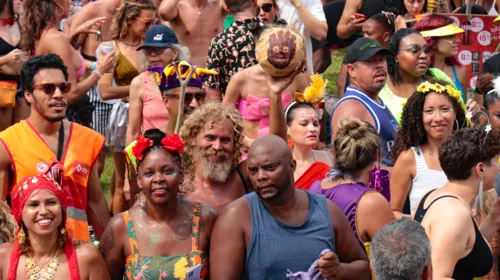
409, 147, 449, 214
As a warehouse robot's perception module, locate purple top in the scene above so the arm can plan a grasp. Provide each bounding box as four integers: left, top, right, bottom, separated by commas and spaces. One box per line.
309, 180, 373, 249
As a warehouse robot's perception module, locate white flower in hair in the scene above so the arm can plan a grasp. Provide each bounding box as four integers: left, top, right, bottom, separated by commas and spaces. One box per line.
486, 124, 492, 134
492, 76, 500, 97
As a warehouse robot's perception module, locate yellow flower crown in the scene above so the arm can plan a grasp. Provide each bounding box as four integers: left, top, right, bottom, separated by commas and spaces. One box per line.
293, 74, 328, 105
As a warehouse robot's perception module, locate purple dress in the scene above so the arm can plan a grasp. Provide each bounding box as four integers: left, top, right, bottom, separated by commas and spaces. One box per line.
309, 180, 374, 250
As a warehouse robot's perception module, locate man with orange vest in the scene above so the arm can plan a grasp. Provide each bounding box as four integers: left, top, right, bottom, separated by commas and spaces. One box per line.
0, 54, 110, 242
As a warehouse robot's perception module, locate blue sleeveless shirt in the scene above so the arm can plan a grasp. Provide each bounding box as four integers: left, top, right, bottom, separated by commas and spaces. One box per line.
243, 191, 335, 280
332, 86, 398, 167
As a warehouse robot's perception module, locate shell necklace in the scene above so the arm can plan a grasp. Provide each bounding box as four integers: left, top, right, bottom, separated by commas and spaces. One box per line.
26, 248, 60, 280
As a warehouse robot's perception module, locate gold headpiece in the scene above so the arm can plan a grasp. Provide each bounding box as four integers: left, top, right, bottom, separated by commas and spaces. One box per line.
293, 74, 328, 105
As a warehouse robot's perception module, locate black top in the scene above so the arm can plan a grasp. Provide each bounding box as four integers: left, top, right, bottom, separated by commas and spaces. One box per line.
0, 36, 21, 90
414, 190, 493, 280
483, 53, 500, 75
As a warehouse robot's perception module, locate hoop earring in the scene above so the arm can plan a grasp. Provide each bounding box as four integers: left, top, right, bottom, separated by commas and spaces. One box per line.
453, 119, 459, 132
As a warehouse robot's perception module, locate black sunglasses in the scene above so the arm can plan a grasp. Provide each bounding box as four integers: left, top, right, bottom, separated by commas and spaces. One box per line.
166, 92, 206, 104
256, 3, 273, 15
143, 47, 170, 56
32, 82, 72, 94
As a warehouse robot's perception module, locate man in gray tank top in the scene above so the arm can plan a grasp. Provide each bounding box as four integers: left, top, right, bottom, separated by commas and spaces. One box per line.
210, 135, 370, 279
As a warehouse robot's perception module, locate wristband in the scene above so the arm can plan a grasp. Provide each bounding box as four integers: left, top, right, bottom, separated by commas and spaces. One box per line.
91, 62, 97, 71
93, 69, 103, 78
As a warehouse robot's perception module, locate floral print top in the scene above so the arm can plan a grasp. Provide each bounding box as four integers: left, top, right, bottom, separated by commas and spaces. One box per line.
122, 203, 209, 280
206, 18, 265, 95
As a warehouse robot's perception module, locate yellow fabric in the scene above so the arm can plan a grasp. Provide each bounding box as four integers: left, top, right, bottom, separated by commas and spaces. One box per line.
364, 242, 375, 280
114, 42, 141, 86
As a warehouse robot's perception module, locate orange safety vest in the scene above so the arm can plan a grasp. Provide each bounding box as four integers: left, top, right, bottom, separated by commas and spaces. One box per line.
0, 120, 105, 242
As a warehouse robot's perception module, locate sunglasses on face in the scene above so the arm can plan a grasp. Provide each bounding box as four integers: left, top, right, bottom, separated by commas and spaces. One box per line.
135, 17, 155, 28
400, 45, 432, 56
256, 3, 273, 15
143, 47, 170, 56
166, 92, 206, 104
32, 82, 72, 94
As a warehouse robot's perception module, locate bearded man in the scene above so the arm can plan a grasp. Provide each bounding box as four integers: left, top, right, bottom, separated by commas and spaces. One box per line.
179, 102, 248, 212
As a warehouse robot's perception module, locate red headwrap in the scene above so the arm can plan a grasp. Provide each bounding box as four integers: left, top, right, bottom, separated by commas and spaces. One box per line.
7, 162, 81, 280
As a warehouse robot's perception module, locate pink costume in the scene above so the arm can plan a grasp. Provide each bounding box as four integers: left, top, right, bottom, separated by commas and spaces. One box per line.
237, 92, 293, 136
140, 72, 169, 131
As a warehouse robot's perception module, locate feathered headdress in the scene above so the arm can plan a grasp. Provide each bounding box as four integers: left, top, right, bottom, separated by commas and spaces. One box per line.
285, 74, 327, 117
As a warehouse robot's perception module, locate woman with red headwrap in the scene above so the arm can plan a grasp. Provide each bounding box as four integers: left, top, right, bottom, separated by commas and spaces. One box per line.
0, 163, 110, 280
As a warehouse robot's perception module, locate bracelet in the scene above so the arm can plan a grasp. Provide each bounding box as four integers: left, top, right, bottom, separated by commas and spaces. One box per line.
91, 62, 97, 71
93, 69, 103, 78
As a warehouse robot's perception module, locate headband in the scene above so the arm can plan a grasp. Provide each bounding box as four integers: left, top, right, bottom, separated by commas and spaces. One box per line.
285, 74, 327, 117
148, 61, 217, 91
420, 23, 464, 38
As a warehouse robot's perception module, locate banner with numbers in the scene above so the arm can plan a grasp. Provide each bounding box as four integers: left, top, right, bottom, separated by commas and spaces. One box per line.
442, 14, 497, 92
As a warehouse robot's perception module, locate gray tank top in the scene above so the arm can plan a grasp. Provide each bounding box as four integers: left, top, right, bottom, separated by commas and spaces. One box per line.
243, 191, 335, 280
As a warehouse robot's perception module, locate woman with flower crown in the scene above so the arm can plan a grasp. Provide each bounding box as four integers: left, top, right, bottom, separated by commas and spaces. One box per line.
0, 163, 109, 280
100, 129, 217, 280
390, 80, 468, 219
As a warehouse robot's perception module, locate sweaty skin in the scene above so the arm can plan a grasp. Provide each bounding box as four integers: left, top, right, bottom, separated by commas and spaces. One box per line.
160, 0, 226, 68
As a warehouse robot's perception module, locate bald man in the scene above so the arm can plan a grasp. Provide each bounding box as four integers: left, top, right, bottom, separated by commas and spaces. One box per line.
210, 135, 371, 280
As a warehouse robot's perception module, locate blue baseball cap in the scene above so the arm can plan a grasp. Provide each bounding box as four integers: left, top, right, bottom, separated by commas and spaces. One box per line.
137, 24, 179, 51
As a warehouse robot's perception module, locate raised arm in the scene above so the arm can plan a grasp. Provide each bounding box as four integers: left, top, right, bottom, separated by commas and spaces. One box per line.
336, 0, 363, 39
326, 199, 371, 280
159, 0, 180, 22
210, 199, 249, 280
390, 149, 416, 219
126, 76, 144, 146
292, 0, 327, 40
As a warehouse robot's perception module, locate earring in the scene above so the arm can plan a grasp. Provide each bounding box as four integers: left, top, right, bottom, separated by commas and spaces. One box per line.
287, 138, 294, 148
453, 119, 459, 132
17, 227, 26, 244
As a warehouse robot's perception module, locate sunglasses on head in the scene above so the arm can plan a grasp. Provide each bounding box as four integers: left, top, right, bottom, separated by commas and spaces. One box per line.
400, 45, 432, 56
166, 92, 206, 104
256, 3, 273, 14
32, 82, 72, 94
143, 47, 170, 56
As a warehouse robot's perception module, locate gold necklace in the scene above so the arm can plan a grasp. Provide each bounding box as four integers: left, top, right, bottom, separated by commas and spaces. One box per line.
26, 248, 60, 280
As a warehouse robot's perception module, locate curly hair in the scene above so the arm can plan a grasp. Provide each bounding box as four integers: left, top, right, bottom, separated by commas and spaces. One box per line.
0, 201, 16, 243
390, 79, 468, 162
414, 14, 461, 67
387, 28, 432, 85
20, 0, 58, 55
110, 0, 156, 41
439, 128, 500, 180
179, 102, 243, 182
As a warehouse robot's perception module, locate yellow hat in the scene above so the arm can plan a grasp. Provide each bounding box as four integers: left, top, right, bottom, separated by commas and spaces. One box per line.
420, 24, 464, 37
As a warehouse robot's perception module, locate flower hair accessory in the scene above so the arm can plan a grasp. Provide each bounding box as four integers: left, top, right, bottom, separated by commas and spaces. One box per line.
160, 134, 184, 155
293, 74, 327, 106
132, 136, 153, 161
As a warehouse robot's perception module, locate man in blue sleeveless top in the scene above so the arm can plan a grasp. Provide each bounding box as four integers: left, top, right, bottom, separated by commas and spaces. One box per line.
331, 37, 398, 167
210, 135, 370, 280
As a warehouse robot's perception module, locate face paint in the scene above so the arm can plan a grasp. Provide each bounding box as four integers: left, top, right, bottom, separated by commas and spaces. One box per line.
299, 113, 318, 121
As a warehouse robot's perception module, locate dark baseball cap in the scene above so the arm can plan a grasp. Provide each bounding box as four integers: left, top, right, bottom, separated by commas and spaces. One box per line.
137, 24, 178, 51
345, 37, 393, 64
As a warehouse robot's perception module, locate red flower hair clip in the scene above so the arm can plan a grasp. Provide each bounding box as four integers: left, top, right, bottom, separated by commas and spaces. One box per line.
161, 134, 184, 155
132, 136, 153, 161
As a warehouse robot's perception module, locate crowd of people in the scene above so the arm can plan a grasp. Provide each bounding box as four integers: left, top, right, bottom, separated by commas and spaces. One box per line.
1, 0, 500, 279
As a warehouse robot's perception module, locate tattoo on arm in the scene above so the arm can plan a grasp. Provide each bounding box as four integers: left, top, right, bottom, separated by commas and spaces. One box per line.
99, 224, 115, 256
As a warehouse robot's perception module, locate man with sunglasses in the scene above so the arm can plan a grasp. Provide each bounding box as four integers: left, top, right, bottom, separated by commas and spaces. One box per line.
0, 54, 110, 242
206, 0, 266, 99
331, 37, 398, 167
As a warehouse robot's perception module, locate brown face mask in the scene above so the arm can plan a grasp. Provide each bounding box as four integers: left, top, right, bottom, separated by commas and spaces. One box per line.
267, 30, 297, 69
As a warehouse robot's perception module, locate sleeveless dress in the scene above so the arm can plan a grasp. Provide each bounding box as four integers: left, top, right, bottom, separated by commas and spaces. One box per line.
140, 72, 169, 131
122, 203, 209, 280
